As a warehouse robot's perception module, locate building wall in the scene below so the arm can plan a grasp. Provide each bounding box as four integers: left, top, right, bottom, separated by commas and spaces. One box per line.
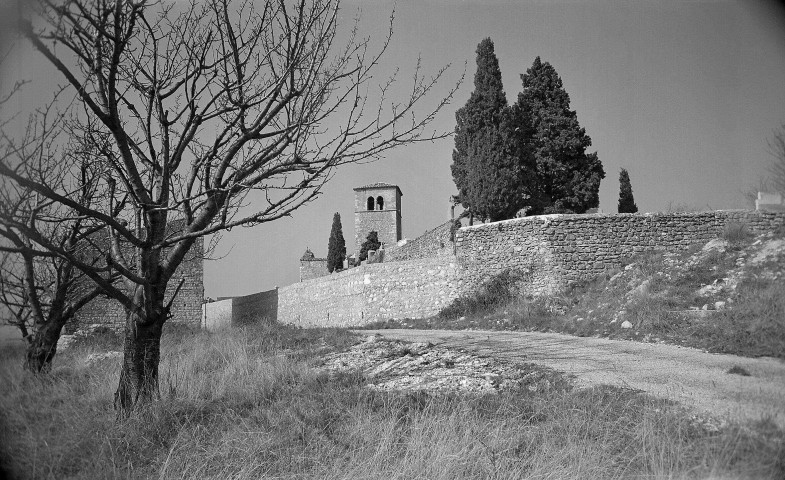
207, 210, 785, 329
70, 236, 204, 333
300, 258, 329, 281
202, 298, 233, 331
232, 288, 278, 325
355, 210, 400, 254
386, 220, 456, 262
201, 287, 278, 331
455, 210, 785, 296
354, 187, 402, 254
278, 256, 460, 327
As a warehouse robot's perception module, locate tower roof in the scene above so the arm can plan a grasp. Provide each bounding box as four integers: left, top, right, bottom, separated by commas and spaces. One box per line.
353, 182, 402, 196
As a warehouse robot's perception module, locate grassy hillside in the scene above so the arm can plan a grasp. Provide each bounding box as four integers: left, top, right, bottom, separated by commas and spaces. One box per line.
369, 227, 785, 358
1, 323, 783, 479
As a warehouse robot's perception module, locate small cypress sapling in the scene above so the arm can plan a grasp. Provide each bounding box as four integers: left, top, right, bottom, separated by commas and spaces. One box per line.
327, 212, 346, 272
358, 231, 381, 262
618, 168, 638, 213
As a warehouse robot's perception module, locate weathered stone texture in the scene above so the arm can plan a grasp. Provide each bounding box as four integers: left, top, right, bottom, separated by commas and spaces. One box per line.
232, 288, 278, 325
354, 184, 402, 254
278, 256, 460, 327
205, 210, 785, 329
456, 210, 785, 296
202, 288, 278, 330
300, 258, 329, 281
70, 236, 204, 333
386, 220, 455, 262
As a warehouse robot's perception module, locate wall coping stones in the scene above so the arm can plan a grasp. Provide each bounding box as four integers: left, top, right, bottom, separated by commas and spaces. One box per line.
295, 255, 457, 287
457, 209, 777, 233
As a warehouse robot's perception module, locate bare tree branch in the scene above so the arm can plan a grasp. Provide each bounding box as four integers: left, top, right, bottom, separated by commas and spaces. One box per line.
2, 0, 462, 408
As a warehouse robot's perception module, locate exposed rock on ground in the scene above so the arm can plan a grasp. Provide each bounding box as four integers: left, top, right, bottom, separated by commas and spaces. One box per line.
84, 351, 123, 367
360, 329, 785, 429
576, 231, 785, 328
57, 324, 118, 351
317, 334, 570, 395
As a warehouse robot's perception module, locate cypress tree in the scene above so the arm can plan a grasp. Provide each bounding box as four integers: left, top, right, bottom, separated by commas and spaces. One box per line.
358, 231, 381, 262
326, 212, 346, 272
513, 56, 605, 214
451, 38, 536, 221
618, 168, 638, 213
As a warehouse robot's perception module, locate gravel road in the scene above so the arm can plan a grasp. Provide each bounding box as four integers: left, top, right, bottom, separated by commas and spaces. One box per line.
359, 329, 785, 429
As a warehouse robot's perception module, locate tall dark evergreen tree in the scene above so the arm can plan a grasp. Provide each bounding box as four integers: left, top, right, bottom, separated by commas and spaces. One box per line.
451, 38, 535, 221
327, 212, 346, 272
513, 57, 605, 214
617, 168, 638, 213
358, 231, 381, 262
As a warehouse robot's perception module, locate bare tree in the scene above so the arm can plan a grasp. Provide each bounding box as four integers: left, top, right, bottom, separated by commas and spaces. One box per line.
2, 0, 460, 411
0, 103, 117, 372
0, 235, 108, 372
740, 123, 785, 207
765, 122, 785, 194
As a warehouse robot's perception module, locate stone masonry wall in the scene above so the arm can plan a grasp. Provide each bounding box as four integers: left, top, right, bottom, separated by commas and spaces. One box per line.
70, 236, 204, 333
386, 220, 456, 262
278, 256, 460, 327
201, 288, 278, 330
355, 209, 400, 254
354, 187, 402, 254
208, 209, 785, 330
300, 258, 329, 281
455, 210, 785, 296
202, 298, 232, 331
232, 288, 278, 325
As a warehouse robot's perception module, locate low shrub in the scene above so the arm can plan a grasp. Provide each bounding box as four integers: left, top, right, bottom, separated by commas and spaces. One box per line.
727, 365, 751, 376
439, 270, 526, 319
691, 277, 785, 358
722, 222, 750, 244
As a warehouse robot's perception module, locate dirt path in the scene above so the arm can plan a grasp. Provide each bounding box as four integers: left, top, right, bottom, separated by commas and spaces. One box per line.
359, 329, 785, 429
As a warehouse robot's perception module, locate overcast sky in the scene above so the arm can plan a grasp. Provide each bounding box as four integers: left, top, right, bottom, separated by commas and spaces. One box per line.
5, 1, 785, 300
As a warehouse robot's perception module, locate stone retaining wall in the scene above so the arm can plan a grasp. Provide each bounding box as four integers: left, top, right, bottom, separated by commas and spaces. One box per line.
201, 287, 278, 331
232, 288, 278, 325
71, 235, 204, 333
210, 210, 785, 329
278, 256, 460, 327
455, 210, 785, 296
202, 298, 233, 331
386, 220, 456, 262
300, 257, 329, 281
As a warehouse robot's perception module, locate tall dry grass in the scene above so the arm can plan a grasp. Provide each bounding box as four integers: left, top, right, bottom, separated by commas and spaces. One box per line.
1, 323, 783, 479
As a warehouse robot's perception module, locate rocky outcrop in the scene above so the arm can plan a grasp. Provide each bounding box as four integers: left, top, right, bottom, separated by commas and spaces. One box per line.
317, 334, 571, 394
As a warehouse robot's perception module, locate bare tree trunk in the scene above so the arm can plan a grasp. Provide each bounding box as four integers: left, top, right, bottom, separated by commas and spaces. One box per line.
24, 316, 66, 373
114, 292, 164, 413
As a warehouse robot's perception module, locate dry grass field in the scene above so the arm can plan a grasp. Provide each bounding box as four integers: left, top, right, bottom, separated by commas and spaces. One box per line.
1, 323, 783, 479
